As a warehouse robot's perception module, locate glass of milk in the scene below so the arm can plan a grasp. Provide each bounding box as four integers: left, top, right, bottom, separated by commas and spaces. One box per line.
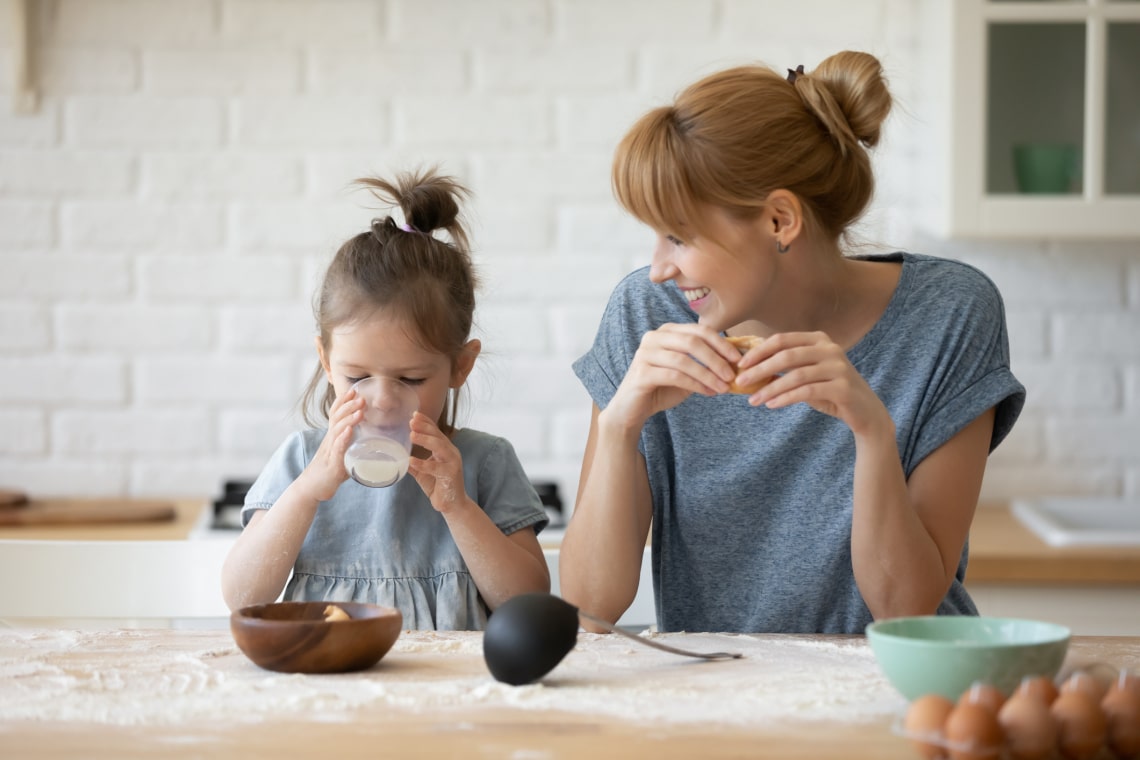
343, 376, 418, 488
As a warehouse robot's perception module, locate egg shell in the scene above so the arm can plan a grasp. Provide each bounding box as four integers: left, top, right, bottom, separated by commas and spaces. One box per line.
1051, 690, 1108, 760
959, 682, 1006, 716
1061, 671, 1108, 704
904, 694, 956, 760
944, 702, 1004, 760
997, 692, 1058, 760
1102, 684, 1140, 759
1015, 675, 1060, 706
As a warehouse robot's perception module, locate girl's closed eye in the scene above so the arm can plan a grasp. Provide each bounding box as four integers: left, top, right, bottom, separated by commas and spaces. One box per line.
345, 376, 369, 385
400, 377, 426, 386
665, 234, 684, 246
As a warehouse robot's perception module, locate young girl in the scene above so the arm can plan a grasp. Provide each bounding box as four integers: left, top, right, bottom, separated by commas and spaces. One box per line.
221, 169, 550, 630
560, 52, 1026, 634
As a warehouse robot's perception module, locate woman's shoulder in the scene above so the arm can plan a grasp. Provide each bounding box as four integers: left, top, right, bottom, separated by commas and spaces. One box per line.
892, 251, 1007, 317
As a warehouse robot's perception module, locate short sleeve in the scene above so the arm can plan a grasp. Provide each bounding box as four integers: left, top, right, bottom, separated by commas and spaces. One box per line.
907, 269, 1026, 469
572, 268, 667, 412
476, 437, 548, 536
241, 431, 312, 526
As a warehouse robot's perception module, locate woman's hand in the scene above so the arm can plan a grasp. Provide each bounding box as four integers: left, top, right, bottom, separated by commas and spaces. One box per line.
605, 322, 740, 429
737, 331, 891, 437
407, 411, 469, 514
298, 386, 362, 502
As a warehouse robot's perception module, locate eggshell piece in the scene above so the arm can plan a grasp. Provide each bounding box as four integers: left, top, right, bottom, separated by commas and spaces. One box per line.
998, 692, 1058, 760
1015, 675, 1060, 706
1051, 690, 1108, 760
905, 694, 956, 759
1102, 683, 1140, 759
322, 604, 351, 622
959, 682, 1006, 715
944, 702, 1004, 760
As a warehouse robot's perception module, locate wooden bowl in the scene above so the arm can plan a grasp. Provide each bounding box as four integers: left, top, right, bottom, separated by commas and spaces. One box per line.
231, 601, 403, 674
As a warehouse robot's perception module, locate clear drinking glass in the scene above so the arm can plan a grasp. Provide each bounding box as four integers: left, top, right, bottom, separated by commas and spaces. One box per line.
343, 376, 418, 488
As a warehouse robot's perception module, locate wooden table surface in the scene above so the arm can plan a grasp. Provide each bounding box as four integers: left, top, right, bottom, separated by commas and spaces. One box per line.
1, 627, 1136, 760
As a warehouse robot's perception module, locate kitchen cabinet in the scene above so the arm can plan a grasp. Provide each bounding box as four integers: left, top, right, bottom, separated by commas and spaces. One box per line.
917, 0, 1140, 239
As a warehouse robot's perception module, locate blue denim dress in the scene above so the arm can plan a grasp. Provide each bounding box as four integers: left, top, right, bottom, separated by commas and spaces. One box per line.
241, 427, 547, 630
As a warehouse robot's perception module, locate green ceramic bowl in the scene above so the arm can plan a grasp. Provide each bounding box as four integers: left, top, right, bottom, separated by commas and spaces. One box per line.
865, 616, 1070, 701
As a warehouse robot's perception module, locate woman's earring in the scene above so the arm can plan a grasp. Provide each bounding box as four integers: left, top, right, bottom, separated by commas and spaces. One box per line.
776, 240, 790, 254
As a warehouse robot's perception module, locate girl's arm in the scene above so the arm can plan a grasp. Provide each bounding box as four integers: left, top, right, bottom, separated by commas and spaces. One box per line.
740, 331, 996, 619
407, 412, 549, 608
220, 389, 365, 611
219, 483, 320, 611
438, 500, 550, 609
558, 402, 654, 628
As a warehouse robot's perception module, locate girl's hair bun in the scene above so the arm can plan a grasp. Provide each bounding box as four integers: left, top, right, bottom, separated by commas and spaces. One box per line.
356, 168, 471, 252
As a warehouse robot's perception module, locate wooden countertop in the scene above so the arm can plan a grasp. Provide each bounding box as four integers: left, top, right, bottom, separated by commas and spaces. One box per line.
968, 503, 1140, 585
1, 627, 1136, 759
4, 499, 1138, 586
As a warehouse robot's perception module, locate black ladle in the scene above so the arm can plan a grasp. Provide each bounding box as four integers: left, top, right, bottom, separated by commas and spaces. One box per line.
483, 592, 743, 686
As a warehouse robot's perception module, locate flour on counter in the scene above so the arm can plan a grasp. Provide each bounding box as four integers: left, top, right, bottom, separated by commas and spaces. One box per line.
0, 628, 919, 727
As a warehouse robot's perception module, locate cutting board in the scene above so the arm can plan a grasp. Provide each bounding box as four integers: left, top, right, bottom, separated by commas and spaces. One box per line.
0, 497, 177, 526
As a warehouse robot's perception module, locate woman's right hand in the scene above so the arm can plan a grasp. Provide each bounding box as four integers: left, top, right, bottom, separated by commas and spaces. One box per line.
298, 386, 364, 502
604, 323, 739, 428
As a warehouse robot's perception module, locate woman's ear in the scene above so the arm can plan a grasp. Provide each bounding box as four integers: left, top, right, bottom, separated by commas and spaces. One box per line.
764, 189, 804, 247
450, 339, 482, 388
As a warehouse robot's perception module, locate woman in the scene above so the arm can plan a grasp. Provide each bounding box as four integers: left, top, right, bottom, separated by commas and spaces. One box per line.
559, 52, 1025, 634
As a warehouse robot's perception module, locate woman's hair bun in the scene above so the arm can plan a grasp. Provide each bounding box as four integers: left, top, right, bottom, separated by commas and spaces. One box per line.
795, 51, 892, 154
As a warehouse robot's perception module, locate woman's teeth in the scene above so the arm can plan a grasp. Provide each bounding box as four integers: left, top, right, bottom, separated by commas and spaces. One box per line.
683, 287, 710, 302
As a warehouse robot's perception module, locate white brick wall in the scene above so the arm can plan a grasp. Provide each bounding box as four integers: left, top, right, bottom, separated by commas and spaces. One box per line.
1, 0, 1138, 512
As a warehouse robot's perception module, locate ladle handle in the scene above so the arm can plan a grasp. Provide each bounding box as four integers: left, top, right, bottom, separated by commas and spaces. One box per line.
577, 610, 742, 660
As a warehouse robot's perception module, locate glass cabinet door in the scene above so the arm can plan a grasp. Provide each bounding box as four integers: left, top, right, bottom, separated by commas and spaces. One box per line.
1106, 22, 1140, 194
987, 23, 1086, 195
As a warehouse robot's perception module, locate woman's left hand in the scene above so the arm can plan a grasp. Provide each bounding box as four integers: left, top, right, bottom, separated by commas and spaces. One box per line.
407, 411, 469, 514
736, 331, 891, 437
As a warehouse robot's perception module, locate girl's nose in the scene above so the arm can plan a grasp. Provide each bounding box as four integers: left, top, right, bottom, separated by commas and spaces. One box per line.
648, 237, 678, 284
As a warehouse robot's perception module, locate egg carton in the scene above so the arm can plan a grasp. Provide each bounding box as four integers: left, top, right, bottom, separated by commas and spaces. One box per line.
892, 667, 1140, 760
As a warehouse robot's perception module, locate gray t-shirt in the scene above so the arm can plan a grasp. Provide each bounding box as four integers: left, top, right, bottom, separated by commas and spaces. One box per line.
241, 427, 547, 631
573, 252, 1025, 634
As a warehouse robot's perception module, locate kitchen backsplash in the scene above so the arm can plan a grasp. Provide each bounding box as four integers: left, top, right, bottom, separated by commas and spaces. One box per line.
1, 0, 1138, 506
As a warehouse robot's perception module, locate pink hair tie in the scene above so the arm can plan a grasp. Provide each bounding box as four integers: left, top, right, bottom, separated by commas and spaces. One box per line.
399, 222, 418, 233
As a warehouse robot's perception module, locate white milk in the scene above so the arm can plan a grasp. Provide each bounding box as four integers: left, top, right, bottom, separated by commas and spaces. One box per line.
345, 437, 410, 488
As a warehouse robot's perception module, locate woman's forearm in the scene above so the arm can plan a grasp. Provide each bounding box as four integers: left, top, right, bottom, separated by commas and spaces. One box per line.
220, 478, 320, 611
559, 407, 653, 626
849, 421, 950, 619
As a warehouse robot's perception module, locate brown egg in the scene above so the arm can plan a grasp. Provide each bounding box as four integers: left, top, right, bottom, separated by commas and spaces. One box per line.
959, 682, 1006, 715
904, 694, 956, 760
998, 692, 1059, 760
1015, 675, 1060, 706
1051, 690, 1108, 760
1116, 670, 1140, 701
944, 702, 1004, 760
1102, 682, 1140, 759
1061, 670, 1109, 704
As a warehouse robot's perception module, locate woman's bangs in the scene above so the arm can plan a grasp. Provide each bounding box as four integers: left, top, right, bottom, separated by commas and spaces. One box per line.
612, 110, 697, 239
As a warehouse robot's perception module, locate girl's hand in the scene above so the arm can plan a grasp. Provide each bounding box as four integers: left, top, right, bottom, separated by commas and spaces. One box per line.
737, 331, 891, 437
407, 411, 469, 514
606, 322, 739, 428
298, 386, 363, 502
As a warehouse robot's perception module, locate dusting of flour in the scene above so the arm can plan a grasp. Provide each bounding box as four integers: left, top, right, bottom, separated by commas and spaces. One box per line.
0, 628, 909, 727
